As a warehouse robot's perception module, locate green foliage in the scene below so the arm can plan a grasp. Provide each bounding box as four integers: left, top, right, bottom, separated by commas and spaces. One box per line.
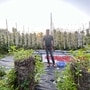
20, 79, 30, 90
55, 64, 77, 90
8, 46, 17, 54
34, 54, 45, 83
55, 46, 90, 90
0, 66, 6, 78
9, 46, 45, 89
71, 48, 90, 70
6, 69, 17, 87
63, 47, 90, 89
14, 49, 34, 61
1, 46, 45, 89
0, 42, 8, 54
0, 69, 18, 90
9, 46, 34, 61
84, 45, 90, 50
0, 54, 5, 59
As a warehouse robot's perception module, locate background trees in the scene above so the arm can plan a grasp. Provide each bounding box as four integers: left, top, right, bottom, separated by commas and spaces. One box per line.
0, 27, 90, 54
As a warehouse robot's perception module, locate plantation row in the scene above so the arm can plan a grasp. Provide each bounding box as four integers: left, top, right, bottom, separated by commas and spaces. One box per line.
0, 27, 90, 54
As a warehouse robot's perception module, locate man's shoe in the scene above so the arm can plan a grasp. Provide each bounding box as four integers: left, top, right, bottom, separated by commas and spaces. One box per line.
47, 64, 50, 67
53, 64, 56, 68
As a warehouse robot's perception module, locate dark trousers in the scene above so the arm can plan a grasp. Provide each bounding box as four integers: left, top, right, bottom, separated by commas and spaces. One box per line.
46, 47, 55, 65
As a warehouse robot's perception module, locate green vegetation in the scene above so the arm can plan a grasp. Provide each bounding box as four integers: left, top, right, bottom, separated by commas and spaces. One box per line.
0, 67, 17, 90
34, 54, 45, 83
0, 54, 5, 59
8, 46, 34, 61
55, 45, 90, 90
9, 46, 45, 82
0, 66, 6, 78
0, 46, 44, 90
0, 33, 9, 54
55, 64, 77, 90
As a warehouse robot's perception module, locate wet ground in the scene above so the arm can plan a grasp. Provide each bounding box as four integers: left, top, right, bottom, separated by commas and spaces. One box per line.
0, 56, 14, 70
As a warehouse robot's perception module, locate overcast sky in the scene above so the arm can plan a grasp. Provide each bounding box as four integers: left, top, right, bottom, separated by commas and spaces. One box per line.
0, 0, 90, 33
64, 0, 90, 16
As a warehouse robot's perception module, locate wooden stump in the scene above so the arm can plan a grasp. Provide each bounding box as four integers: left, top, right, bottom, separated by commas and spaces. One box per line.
14, 57, 35, 90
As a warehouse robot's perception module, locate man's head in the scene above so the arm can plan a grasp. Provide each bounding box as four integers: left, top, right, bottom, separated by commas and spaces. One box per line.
46, 29, 50, 35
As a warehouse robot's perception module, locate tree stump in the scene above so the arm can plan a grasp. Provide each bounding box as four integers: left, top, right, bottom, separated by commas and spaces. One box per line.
14, 56, 35, 90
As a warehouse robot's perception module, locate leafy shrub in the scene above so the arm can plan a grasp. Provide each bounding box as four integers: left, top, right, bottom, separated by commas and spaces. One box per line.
34, 55, 45, 83
0, 69, 18, 90
55, 64, 77, 90
9, 46, 34, 61
55, 47, 90, 90
0, 66, 6, 77
0, 54, 5, 59
0, 43, 8, 54
2, 46, 45, 89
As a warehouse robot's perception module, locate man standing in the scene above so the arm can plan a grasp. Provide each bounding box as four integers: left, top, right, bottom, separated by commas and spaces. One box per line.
43, 29, 55, 67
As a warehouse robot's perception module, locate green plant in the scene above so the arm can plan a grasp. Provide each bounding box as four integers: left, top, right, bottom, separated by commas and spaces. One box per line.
71, 49, 90, 70
69, 47, 90, 88
0, 54, 5, 59
8, 46, 45, 89
0, 66, 6, 78
55, 64, 77, 90
14, 49, 34, 61
0, 42, 8, 54
9, 46, 34, 61
6, 69, 17, 88
34, 54, 45, 83
20, 79, 30, 90
0, 68, 18, 90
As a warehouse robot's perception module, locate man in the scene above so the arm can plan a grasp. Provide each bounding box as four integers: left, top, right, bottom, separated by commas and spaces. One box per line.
43, 29, 55, 67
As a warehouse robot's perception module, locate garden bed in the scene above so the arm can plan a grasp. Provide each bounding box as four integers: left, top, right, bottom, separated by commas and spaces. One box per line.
70, 63, 90, 90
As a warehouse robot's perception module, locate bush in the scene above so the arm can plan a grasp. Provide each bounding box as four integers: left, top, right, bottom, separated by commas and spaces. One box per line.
0, 66, 6, 77
55, 64, 77, 90
0, 43, 8, 54
34, 54, 44, 83
0, 69, 18, 90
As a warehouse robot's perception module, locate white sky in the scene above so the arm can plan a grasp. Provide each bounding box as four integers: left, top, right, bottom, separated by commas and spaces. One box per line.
0, 0, 90, 33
